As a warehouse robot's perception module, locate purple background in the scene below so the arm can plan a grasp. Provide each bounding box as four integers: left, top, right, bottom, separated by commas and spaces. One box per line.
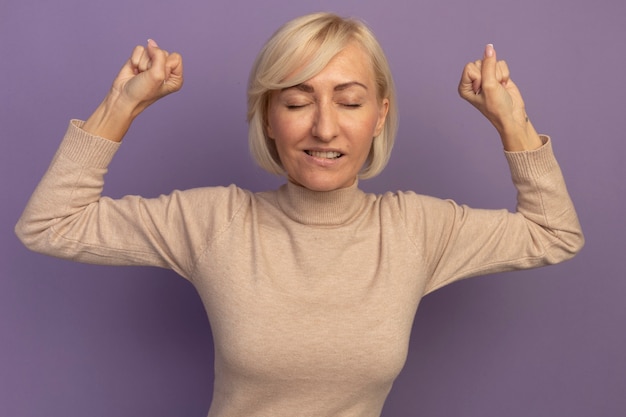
2, 0, 624, 416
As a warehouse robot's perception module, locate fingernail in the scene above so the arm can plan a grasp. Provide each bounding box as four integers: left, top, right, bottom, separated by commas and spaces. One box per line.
147, 38, 158, 48
485, 43, 494, 58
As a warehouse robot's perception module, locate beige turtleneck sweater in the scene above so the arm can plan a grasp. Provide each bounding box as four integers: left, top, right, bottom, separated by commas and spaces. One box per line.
16, 120, 583, 417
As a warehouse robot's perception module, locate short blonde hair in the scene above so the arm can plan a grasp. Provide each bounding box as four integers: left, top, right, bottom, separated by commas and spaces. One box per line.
247, 12, 398, 179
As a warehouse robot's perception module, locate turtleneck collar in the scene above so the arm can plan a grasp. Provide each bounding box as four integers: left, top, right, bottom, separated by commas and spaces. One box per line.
275, 180, 369, 227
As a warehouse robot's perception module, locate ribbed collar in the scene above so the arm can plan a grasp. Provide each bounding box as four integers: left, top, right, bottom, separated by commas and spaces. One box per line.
275, 181, 369, 227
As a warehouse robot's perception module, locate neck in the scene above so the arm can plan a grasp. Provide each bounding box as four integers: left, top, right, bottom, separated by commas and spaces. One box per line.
276, 181, 368, 226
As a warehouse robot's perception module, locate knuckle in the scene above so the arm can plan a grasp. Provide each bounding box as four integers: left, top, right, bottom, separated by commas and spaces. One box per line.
481, 78, 498, 90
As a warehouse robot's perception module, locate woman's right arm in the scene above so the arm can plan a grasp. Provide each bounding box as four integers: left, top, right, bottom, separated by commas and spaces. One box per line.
14, 41, 201, 275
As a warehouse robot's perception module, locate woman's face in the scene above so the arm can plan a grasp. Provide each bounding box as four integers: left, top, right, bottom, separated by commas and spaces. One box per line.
267, 42, 389, 192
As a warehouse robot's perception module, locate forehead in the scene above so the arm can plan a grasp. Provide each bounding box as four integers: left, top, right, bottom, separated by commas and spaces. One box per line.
288, 42, 376, 90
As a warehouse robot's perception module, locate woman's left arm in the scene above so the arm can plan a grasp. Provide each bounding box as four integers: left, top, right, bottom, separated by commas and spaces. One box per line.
416, 45, 584, 293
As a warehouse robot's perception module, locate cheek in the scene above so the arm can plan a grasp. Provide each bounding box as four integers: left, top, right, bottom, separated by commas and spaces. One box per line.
349, 111, 383, 140
267, 120, 287, 145
268, 112, 309, 143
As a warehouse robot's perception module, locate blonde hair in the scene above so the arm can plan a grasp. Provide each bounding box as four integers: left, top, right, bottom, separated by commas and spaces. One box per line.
247, 12, 398, 179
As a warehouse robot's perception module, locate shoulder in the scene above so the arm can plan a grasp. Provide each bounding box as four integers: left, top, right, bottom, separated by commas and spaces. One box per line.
375, 189, 453, 212
170, 184, 254, 215
372, 190, 460, 238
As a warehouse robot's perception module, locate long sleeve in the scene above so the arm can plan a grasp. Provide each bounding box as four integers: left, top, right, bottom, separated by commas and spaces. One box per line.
404, 136, 585, 295
15, 120, 249, 280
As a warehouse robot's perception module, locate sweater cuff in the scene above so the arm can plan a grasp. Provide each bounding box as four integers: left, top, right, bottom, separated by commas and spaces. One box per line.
56, 120, 121, 169
504, 135, 559, 180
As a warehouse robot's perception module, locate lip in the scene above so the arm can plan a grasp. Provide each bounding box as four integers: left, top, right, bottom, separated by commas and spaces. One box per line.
303, 148, 345, 167
305, 146, 344, 154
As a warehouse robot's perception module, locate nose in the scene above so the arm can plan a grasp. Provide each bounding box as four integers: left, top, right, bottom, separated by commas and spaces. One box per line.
311, 102, 339, 142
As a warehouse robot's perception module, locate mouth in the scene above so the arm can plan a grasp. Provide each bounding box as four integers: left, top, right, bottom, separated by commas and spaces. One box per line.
305, 150, 343, 159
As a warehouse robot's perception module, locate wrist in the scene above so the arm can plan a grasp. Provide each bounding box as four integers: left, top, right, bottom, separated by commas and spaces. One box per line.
499, 118, 543, 152
82, 91, 138, 142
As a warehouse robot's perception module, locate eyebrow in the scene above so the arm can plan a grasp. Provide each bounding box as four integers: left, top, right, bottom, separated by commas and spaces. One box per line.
281, 81, 368, 93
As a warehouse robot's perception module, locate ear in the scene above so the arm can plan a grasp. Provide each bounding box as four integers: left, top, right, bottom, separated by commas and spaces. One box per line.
264, 96, 276, 140
374, 98, 390, 137
265, 121, 274, 140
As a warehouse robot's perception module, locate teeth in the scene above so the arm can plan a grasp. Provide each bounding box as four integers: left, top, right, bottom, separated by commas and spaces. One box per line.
306, 150, 342, 159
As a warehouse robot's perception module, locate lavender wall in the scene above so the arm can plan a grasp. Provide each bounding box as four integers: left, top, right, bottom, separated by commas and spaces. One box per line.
2, 1, 624, 416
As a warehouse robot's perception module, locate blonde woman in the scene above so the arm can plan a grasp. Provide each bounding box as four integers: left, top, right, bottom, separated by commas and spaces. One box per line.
16, 12, 583, 417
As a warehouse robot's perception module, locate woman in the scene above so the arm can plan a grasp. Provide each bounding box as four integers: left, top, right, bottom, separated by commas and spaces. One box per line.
16, 12, 583, 417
